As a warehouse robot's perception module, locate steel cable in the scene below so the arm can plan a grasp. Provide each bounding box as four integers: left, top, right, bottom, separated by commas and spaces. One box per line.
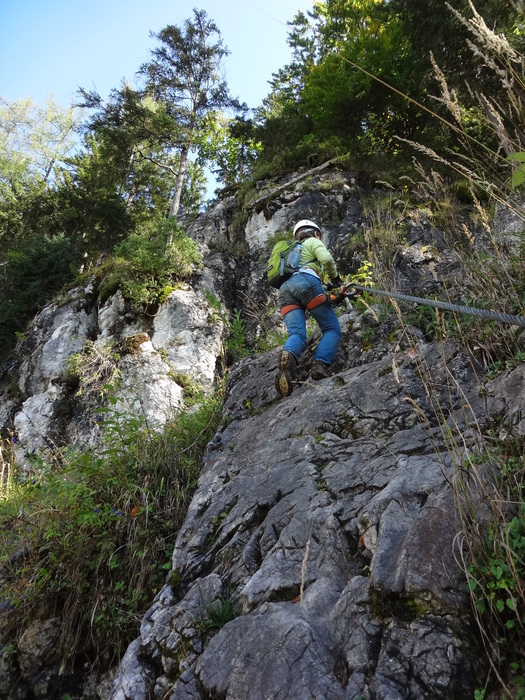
349, 284, 525, 328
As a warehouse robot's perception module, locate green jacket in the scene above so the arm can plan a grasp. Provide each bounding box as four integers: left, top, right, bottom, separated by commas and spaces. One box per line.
299, 237, 338, 281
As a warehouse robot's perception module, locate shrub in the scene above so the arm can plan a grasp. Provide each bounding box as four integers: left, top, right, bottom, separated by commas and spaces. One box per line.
226, 309, 251, 364
0, 234, 77, 362
98, 217, 202, 307
67, 340, 121, 402
0, 387, 223, 668
456, 439, 525, 698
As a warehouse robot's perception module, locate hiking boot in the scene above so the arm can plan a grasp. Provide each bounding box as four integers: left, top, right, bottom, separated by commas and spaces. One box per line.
311, 360, 330, 380
275, 350, 297, 397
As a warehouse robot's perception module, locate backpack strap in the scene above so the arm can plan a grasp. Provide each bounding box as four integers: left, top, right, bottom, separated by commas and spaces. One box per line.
279, 250, 286, 277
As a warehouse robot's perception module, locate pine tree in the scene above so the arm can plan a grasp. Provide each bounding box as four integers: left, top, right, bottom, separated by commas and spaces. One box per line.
139, 9, 241, 217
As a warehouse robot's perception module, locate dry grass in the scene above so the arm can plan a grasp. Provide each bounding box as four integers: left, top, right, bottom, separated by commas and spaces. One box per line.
416, 1, 525, 219
387, 288, 525, 697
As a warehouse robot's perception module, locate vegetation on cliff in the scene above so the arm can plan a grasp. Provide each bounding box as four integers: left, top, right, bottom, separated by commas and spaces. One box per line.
0, 1, 524, 696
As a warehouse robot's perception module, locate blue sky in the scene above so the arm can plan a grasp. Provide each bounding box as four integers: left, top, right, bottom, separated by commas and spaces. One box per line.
0, 0, 314, 111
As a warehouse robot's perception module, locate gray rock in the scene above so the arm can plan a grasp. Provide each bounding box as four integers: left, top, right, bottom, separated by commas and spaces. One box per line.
152, 288, 225, 389
109, 331, 488, 699
2, 173, 522, 699
18, 618, 62, 698
2, 284, 226, 466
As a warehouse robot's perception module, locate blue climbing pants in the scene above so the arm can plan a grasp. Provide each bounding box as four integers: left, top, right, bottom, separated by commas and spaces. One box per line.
278, 272, 341, 365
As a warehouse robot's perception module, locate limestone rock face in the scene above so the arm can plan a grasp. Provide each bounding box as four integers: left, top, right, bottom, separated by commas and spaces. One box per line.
2, 287, 226, 467
108, 325, 523, 699
17, 618, 62, 699
1, 171, 524, 699
152, 288, 224, 388
107, 177, 524, 700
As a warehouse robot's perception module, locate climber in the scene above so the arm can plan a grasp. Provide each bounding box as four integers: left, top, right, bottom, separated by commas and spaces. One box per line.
275, 219, 342, 397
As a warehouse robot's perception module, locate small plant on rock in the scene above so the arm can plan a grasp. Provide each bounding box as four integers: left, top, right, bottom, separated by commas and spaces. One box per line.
97, 218, 202, 308
67, 339, 121, 401
194, 588, 238, 635
455, 439, 525, 697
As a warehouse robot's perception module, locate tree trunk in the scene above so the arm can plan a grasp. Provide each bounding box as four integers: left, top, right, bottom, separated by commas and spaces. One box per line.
170, 145, 189, 218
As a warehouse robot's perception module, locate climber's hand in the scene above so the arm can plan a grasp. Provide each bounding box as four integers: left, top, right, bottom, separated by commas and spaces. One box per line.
327, 276, 343, 291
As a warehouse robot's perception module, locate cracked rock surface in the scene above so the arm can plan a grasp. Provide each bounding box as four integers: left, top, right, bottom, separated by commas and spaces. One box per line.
3, 174, 524, 699
110, 315, 523, 699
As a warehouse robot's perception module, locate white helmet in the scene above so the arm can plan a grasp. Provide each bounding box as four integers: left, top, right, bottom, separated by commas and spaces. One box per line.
293, 219, 321, 239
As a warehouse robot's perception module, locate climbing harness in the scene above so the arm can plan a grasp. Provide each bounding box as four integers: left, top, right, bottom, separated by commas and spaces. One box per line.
331, 284, 525, 328
280, 291, 330, 318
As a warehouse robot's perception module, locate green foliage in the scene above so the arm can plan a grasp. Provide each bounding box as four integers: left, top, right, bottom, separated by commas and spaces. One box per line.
197, 114, 262, 189
138, 9, 241, 216
0, 96, 79, 186
253, 329, 288, 354
170, 372, 205, 407
0, 96, 80, 243
203, 290, 228, 323
226, 309, 250, 365
78, 85, 209, 221
0, 388, 223, 667
202, 293, 251, 365
486, 350, 525, 380
77, 88, 175, 218
254, 0, 429, 173
507, 152, 525, 190
97, 218, 202, 307
178, 159, 208, 219
468, 508, 525, 623
0, 233, 77, 362
305, 1, 413, 146
194, 588, 238, 634
404, 2, 525, 209
460, 440, 525, 697
347, 260, 376, 312
251, 0, 524, 181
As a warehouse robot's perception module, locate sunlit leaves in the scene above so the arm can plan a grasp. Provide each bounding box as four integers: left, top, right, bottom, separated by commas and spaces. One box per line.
507, 152, 525, 188
0, 95, 79, 185
139, 9, 242, 215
